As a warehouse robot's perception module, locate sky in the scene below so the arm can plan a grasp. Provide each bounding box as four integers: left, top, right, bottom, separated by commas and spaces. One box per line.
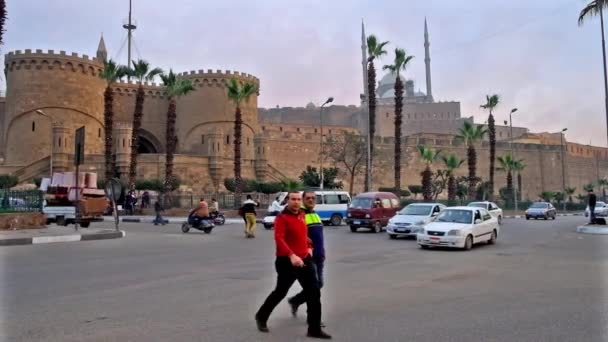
3, 0, 607, 146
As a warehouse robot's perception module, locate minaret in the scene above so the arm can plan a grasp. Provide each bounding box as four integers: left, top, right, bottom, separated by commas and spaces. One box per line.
96, 34, 108, 61
424, 17, 433, 102
361, 19, 369, 106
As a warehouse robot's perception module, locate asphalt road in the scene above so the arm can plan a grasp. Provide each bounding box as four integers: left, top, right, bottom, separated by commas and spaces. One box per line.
1, 216, 607, 342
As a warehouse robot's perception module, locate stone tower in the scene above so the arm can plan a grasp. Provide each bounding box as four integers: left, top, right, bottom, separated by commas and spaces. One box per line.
113, 122, 132, 181
424, 18, 433, 102
51, 123, 71, 173
206, 130, 224, 191
254, 133, 269, 181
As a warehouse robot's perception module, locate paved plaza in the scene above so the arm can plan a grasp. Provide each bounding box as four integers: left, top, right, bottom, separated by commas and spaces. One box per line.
1, 216, 607, 341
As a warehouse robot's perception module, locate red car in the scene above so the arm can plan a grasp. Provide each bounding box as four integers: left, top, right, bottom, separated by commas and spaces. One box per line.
346, 192, 400, 233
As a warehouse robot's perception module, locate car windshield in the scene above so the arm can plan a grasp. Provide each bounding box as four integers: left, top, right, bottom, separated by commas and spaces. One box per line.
398, 205, 432, 216
350, 198, 372, 209
435, 209, 472, 224
597, 202, 607, 207
467, 203, 486, 209
530, 203, 548, 209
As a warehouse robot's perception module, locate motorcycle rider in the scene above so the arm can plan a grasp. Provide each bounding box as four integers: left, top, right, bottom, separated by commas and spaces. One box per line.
210, 198, 220, 217
189, 197, 210, 226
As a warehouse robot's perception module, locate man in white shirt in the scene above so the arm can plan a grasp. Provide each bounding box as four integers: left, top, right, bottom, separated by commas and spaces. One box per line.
268, 196, 283, 215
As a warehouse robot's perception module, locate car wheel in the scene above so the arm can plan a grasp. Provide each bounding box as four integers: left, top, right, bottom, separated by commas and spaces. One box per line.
56, 216, 66, 226
350, 225, 357, 233
551, 214, 556, 220
79, 222, 90, 228
373, 221, 382, 233
330, 214, 342, 226
498, 216, 502, 225
525, 216, 530, 220
463, 235, 473, 250
181, 223, 190, 233
544, 215, 548, 220
263, 224, 272, 230
389, 234, 397, 240
488, 230, 497, 245
420, 244, 429, 249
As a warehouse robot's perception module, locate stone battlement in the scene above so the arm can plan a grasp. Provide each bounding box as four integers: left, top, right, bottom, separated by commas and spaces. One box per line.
5, 49, 103, 76
177, 69, 259, 85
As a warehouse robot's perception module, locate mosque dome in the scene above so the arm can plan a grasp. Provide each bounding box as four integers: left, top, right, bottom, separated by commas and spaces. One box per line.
306, 101, 316, 109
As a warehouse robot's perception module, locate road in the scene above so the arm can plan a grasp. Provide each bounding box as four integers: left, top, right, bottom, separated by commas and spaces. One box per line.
1, 216, 607, 341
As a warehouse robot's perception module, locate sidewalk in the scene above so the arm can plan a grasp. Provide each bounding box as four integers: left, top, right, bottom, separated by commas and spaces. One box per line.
0, 226, 126, 246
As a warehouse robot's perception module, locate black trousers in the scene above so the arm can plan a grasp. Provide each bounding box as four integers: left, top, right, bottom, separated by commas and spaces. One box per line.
256, 256, 322, 331
290, 259, 324, 307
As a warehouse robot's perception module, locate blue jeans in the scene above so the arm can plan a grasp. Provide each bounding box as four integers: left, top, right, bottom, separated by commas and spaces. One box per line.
590, 206, 596, 224
154, 212, 165, 225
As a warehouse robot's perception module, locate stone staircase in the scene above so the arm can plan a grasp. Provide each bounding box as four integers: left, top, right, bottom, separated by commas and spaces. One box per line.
12, 156, 50, 183
266, 164, 289, 183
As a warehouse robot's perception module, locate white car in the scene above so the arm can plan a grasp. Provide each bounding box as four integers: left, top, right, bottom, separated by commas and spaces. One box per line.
584, 201, 608, 218
417, 206, 500, 250
467, 201, 503, 224
386, 203, 445, 239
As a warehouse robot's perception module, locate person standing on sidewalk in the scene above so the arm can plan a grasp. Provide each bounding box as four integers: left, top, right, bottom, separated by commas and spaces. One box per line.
254, 191, 331, 339
588, 189, 597, 224
153, 200, 166, 226
288, 191, 326, 322
240, 195, 259, 238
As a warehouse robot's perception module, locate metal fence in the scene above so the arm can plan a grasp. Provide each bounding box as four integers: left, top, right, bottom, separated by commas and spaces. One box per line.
134, 192, 277, 210
0, 190, 44, 212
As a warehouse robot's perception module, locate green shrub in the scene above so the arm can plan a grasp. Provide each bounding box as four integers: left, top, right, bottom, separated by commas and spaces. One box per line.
0, 175, 18, 189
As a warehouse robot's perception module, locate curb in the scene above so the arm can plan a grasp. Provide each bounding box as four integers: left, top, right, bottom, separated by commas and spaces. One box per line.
103, 216, 257, 224
503, 213, 583, 219
0, 230, 126, 247
576, 225, 608, 235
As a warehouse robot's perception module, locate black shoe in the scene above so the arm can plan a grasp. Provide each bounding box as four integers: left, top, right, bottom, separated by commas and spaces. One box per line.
307, 329, 332, 339
287, 298, 298, 317
255, 316, 269, 333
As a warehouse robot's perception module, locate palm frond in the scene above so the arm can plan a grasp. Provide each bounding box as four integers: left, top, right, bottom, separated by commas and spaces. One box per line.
579, 1, 606, 25
145, 67, 164, 82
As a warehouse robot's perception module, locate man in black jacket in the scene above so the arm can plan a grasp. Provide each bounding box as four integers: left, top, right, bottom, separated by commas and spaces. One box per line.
589, 189, 597, 224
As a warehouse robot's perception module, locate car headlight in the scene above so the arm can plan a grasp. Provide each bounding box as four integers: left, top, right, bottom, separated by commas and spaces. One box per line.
365, 214, 371, 218
447, 229, 462, 236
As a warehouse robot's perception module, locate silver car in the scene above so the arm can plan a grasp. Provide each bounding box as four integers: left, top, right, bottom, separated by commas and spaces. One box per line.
585, 201, 608, 218
386, 203, 445, 239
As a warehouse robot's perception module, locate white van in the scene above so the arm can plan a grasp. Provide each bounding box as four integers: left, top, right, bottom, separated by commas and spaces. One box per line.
262, 190, 351, 229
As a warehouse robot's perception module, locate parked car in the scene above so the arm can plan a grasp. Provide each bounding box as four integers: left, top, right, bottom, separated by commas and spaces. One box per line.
417, 206, 500, 250
386, 203, 446, 239
467, 201, 503, 224
346, 192, 400, 233
525, 202, 557, 220
584, 201, 608, 218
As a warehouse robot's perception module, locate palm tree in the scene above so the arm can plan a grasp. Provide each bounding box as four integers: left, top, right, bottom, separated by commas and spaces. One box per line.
442, 154, 464, 202
383, 48, 414, 191
598, 178, 608, 201
579, 0, 608, 145
512, 159, 525, 200
576, 193, 587, 203
539, 191, 556, 202
418, 145, 441, 202
584, 183, 595, 192
497, 154, 518, 204
0, 0, 7, 45
565, 187, 576, 203
160, 70, 195, 196
281, 178, 303, 192
480, 94, 500, 200
457, 121, 487, 199
127, 60, 163, 189
365, 34, 389, 191
99, 59, 128, 182
226, 79, 258, 200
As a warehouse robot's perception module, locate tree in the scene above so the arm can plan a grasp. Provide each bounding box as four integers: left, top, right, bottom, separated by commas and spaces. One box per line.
554, 192, 565, 205
127, 60, 163, 189
576, 194, 587, 203
598, 178, 608, 201
497, 154, 519, 205
513, 159, 525, 200
365, 34, 389, 191
457, 121, 487, 199
99, 59, 128, 181
298, 165, 343, 189
584, 183, 595, 192
431, 169, 448, 201
0, 0, 7, 45
480, 94, 500, 200
579, 1, 608, 146
226, 79, 258, 199
565, 187, 576, 203
539, 191, 556, 202
383, 48, 414, 191
324, 131, 367, 195
418, 145, 441, 201
408, 185, 422, 199
281, 178, 303, 192
0, 174, 18, 189
160, 70, 195, 197
441, 154, 464, 201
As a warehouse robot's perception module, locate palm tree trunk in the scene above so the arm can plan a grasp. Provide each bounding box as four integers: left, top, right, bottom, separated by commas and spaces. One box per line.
447, 175, 456, 201
128, 85, 145, 189
366, 60, 377, 191
349, 168, 355, 196
422, 165, 433, 202
164, 98, 177, 195
600, 7, 608, 146
488, 113, 496, 200
234, 106, 243, 199
467, 144, 477, 199
394, 75, 403, 190
103, 86, 115, 182
507, 170, 513, 203
517, 173, 522, 201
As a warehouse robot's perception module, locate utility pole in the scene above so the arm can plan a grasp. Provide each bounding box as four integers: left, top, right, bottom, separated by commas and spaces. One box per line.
319, 97, 334, 189
509, 108, 518, 211
123, 0, 137, 80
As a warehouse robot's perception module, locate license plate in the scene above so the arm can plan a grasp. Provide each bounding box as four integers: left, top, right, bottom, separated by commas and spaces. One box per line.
430, 237, 440, 241
396, 229, 410, 233
353, 220, 361, 225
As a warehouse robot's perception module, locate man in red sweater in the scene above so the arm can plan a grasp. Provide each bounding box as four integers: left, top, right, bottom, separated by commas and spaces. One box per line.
255, 191, 332, 339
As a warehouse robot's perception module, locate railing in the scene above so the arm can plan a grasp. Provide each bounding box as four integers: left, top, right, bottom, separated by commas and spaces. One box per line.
12, 156, 50, 182
131, 192, 277, 210
0, 190, 44, 213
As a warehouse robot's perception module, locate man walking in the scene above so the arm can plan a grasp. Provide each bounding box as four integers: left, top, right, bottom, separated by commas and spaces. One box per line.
589, 188, 597, 224
240, 195, 259, 238
288, 191, 325, 321
153, 200, 165, 226
255, 192, 332, 339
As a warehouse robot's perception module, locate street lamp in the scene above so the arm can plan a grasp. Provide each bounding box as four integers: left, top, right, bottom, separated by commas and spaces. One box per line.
35, 109, 54, 177
509, 108, 518, 211
319, 97, 334, 190
560, 128, 568, 212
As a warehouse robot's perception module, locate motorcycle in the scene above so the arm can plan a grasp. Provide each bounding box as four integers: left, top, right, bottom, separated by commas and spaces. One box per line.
182, 214, 215, 234
210, 211, 226, 226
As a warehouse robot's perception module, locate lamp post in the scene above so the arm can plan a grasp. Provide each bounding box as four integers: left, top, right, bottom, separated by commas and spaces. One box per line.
319, 97, 334, 190
509, 108, 518, 211
35, 110, 54, 177
560, 128, 568, 212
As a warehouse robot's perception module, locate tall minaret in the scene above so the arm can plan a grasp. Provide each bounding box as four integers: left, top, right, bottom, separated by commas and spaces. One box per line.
361, 19, 369, 106
96, 34, 108, 61
424, 17, 433, 102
